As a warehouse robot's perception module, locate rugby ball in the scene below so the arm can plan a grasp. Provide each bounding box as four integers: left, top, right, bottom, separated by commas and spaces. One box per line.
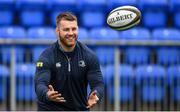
107, 6, 141, 30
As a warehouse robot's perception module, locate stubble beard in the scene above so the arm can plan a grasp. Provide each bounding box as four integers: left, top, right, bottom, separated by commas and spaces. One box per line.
59, 35, 77, 48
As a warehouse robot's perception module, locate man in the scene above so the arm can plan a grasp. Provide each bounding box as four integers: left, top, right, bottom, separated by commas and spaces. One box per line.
34, 12, 104, 111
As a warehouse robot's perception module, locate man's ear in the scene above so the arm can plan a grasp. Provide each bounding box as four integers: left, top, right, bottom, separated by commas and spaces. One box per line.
56, 27, 59, 36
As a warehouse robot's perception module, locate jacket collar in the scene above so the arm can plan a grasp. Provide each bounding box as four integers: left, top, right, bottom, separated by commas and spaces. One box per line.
55, 40, 79, 53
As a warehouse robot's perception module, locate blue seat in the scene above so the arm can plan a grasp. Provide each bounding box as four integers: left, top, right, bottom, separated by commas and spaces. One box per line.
136, 65, 166, 102
152, 28, 180, 40
0, 26, 26, 39
0, 10, 13, 26
157, 47, 180, 66
95, 47, 115, 65
16, 63, 36, 101
16, 0, 46, 10
124, 47, 150, 65
78, 27, 89, 41
50, 11, 61, 26
0, 26, 26, 63
106, 64, 134, 102
32, 46, 47, 62
143, 11, 167, 29
27, 27, 56, 39
20, 10, 45, 27
0, 0, 14, 10
105, 64, 114, 86
167, 65, 180, 101
78, 0, 107, 12
0, 65, 9, 101
81, 11, 105, 29
121, 28, 151, 40
170, 0, 180, 12
1, 47, 25, 64
139, 0, 168, 11
89, 27, 119, 40
48, 0, 77, 13
108, 0, 137, 11
174, 12, 180, 28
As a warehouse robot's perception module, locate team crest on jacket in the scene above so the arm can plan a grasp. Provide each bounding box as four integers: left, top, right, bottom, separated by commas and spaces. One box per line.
56, 62, 61, 68
79, 60, 86, 67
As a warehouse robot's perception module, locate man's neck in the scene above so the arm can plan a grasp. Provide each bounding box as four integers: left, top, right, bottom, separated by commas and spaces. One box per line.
58, 40, 76, 52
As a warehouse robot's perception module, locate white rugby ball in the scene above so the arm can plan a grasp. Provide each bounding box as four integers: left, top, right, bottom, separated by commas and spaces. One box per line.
107, 6, 141, 30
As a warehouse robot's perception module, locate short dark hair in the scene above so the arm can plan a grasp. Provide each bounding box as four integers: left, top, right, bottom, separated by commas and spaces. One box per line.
56, 12, 78, 26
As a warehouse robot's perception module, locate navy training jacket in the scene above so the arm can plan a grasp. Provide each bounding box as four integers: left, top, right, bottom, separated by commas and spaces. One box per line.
34, 41, 104, 111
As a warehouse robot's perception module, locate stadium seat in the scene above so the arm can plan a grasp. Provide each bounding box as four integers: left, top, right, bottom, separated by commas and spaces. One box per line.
20, 10, 45, 27
27, 27, 56, 39
95, 47, 115, 65
0, 0, 14, 10
0, 26, 26, 39
50, 11, 61, 26
16, 0, 46, 10
156, 47, 180, 66
0, 10, 13, 26
139, 0, 168, 11
32, 46, 47, 62
136, 65, 166, 102
124, 47, 150, 66
1, 46, 25, 63
81, 11, 105, 29
0, 65, 9, 101
174, 12, 180, 28
167, 65, 180, 101
0, 26, 26, 63
16, 63, 36, 101
170, 0, 180, 12
78, 27, 89, 40
108, 0, 137, 11
89, 27, 119, 40
152, 28, 180, 40
106, 64, 134, 102
120, 28, 151, 40
143, 11, 167, 29
48, 0, 78, 13
78, 0, 107, 12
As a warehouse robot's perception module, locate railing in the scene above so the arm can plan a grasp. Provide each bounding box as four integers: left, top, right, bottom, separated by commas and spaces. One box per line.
0, 39, 180, 111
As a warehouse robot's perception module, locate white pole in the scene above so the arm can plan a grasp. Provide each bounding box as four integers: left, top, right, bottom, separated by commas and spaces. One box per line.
10, 46, 16, 110
114, 47, 120, 111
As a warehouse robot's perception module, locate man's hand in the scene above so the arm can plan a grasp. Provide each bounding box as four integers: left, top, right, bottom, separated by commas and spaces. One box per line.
87, 90, 99, 109
47, 85, 66, 102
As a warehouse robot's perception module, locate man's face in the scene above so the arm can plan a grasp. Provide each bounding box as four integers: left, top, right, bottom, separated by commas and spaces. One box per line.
57, 19, 78, 49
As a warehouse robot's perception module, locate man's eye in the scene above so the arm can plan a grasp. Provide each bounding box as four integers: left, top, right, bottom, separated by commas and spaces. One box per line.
72, 28, 77, 31
63, 29, 69, 31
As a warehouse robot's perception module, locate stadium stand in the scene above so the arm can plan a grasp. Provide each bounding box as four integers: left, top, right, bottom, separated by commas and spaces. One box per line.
124, 47, 150, 66
167, 65, 180, 102
16, 63, 36, 101
0, 65, 9, 101
0, 0, 179, 111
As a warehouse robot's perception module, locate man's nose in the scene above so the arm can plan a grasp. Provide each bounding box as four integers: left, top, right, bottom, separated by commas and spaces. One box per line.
68, 30, 73, 35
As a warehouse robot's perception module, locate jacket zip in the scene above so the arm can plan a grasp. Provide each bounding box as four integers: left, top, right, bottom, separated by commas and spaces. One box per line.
67, 58, 71, 72
64, 54, 71, 72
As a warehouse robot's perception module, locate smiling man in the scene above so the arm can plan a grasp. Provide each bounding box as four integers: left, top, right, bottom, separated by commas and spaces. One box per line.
34, 12, 104, 111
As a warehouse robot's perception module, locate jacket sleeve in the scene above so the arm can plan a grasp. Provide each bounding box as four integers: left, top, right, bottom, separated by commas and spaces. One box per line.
87, 53, 104, 101
34, 55, 52, 102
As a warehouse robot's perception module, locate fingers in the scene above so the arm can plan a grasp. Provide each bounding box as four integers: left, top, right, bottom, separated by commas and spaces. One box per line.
87, 90, 99, 109
86, 102, 96, 109
90, 90, 97, 96
48, 91, 66, 102
48, 85, 54, 91
47, 85, 66, 103
51, 93, 61, 99
55, 97, 66, 102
